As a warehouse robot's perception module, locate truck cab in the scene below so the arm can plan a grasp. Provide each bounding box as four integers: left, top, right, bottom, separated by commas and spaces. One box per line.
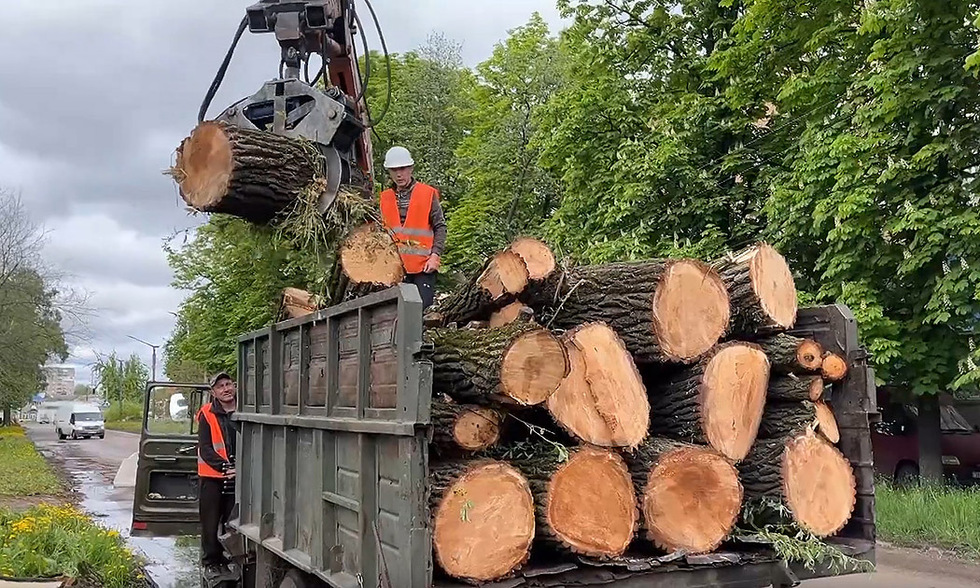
55, 402, 106, 440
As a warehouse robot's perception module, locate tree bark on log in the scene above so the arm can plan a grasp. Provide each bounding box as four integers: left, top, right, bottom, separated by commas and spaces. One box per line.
430, 460, 535, 583
496, 444, 638, 558
428, 322, 568, 407
759, 400, 840, 444
430, 398, 504, 456
173, 121, 322, 223
521, 259, 730, 363
737, 431, 856, 537
546, 323, 649, 449
713, 243, 798, 335
767, 375, 824, 402
756, 334, 823, 374
647, 342, 770, 461
339, 223, 404, 286
626, 438, 742, 554
821, 352, 849, 382
438, 251, 529, 325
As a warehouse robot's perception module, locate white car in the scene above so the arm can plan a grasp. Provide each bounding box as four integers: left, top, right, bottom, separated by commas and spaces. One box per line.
55, 402, 105, 440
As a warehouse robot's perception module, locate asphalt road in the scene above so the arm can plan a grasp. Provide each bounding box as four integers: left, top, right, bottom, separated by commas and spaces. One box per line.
22, 423, 979, 587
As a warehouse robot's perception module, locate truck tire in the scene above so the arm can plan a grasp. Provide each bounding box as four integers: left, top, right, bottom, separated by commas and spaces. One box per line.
279, 570, 313, 588
895, 462, 919, 486
70, 430, 78, 440
57, 429, 66, 440
99, 432, 105, 439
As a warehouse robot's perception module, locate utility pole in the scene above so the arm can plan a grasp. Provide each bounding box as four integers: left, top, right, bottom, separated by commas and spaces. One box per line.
127, 335, 160, 382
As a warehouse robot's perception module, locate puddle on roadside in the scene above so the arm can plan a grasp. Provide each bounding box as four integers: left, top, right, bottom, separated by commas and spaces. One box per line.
70, 467, 201, 587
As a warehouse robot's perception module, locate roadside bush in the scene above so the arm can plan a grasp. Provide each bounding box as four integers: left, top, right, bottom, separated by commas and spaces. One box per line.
0, 504, 150, 587
0, 426, 62, 496
104, 400, 142, 422
876, 482, 980, 558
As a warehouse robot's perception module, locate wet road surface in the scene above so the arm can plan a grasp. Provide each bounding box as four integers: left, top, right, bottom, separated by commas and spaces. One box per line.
24, 422, 200, 587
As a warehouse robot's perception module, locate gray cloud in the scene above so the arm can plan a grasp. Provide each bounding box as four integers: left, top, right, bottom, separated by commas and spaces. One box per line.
0, 0, 563, 385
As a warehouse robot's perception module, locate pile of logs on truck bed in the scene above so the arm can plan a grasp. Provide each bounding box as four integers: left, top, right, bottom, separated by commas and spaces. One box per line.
343, 237, 857, 584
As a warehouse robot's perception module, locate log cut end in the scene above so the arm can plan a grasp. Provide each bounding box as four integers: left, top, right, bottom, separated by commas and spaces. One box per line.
642, 446, 742, 554
548, 324, 649, 448
782, 432, 856, 537
652, 260, 730, 361
508, 237, 556, 280
797, 339, 825, 371
340, 223, 405, 286
282, 287, 318, 319
702, 343, 770, 461
174, 121, 234, 210
478, 250, 530, 300
815, 401, 840, 444
454, 407, 503, 451
547, 447, 638, 557
490, 302, 532, 327
821, 353, 848, 382
808, 377, 825, 402
501, 329, 569, 405
749, 243, 798, 330
433, 462, 535, 581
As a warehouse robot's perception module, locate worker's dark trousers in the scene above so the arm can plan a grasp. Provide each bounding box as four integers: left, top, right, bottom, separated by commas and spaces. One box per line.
199, 477, 235, 566
404, 271, 437, 309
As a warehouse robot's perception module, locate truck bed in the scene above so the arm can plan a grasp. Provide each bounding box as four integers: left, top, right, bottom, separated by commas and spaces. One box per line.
230, 285, 876, 588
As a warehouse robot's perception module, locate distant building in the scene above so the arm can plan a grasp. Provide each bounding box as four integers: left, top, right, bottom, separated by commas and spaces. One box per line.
41, 366, 75, 400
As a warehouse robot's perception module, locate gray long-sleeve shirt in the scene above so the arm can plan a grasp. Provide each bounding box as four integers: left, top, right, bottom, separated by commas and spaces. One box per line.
395, 180, 447, 256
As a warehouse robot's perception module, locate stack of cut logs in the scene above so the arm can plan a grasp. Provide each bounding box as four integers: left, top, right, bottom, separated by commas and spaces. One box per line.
168, 124, 855, 583
340, 231, 857, 584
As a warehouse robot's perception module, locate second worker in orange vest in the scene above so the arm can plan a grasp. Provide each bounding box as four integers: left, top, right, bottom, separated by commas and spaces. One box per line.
379, 146, 447, 309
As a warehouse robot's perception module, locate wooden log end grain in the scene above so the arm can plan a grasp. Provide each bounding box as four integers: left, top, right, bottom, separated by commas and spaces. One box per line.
431, 461, 535, 582
547, 323, 649, 448
507, 237, 556, 281
174, 121, 234, 210
545, 447, 638, 558
702, 343, 770, 460
651, 259, 731, 362
479, 250, 530, 300
501, 328, 569, 405
821, 352, 849, 382
780, 432, 855, 537
281, 287, 318, 319
339, 223, 405, 286
797, 339, 825, 371
716, 243, 798, 334
636, 441, 742, 554
431, 400, 504, 453
815, 400, 840, 444
489, 302, 532, 328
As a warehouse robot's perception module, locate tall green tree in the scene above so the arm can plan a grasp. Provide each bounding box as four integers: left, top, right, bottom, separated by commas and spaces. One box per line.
93, 352, 149, 405
445, 14, 565, 273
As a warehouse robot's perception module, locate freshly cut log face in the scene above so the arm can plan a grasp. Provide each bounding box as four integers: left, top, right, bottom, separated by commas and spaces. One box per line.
815, 401, 840, 444
821, 353, 848, 382
714, 243, 797, 334
173, 121, 321, 223
547, 324, 649, 448
767, 375, 824, 402
429, 323, 568, 407
281, 287, 317, 319
431, 461, 535, 582
739, 431, 856, 537
544, 447, 638, 557
438, 251, 530, 325
648, 342, 769, 460
507, 237, 556, 281
758, 399, 839, 443
339, 223, 404, 286
489, 302, 532, 327
628, 439, 742, 554
757, 334, 823, 374
430, 399, 503, 454
523, 259, 730, 363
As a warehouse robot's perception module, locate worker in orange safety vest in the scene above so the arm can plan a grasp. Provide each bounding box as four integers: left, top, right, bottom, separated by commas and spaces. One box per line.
197, 371, 238, 583
379, 146, 447, 309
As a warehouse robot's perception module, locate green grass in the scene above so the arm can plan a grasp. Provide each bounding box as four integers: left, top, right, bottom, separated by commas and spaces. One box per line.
876, 482, 980, 558
103, 420, 142, 433
106, 420, 195, 435
0, 426, 63, 497
0, 504, 150, 587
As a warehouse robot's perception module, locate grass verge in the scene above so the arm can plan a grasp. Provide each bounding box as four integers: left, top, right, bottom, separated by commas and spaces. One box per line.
104, 420, 142, 433
876, 482, 980, 559
0, 504, 150, 587
0, 426, 63, 497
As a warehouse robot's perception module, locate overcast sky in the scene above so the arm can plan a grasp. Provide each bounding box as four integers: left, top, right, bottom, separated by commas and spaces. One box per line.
0, 0, 564, 386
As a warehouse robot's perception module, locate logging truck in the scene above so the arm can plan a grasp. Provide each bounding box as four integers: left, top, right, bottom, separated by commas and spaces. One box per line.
129, 252, 879, 588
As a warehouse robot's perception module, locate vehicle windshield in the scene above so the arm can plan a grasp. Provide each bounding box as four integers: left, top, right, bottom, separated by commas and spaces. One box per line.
74, 412, 102, 422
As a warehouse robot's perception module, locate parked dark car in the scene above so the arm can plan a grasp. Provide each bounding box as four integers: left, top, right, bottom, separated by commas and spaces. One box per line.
872, 391, 980, 485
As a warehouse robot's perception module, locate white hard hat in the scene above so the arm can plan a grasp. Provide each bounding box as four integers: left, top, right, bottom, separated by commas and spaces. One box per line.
384, 146, 415, 169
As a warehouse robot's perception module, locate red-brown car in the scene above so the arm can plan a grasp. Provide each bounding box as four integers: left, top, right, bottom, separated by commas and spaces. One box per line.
872, 391, 980, 484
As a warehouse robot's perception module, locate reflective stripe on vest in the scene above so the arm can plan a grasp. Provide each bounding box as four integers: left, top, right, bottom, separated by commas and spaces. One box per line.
197, 403, 229, 479
380, 183, 437, 274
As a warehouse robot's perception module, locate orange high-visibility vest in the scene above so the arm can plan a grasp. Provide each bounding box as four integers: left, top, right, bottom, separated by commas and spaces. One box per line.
380, 183, 437, 274
197, 403, 229, 478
